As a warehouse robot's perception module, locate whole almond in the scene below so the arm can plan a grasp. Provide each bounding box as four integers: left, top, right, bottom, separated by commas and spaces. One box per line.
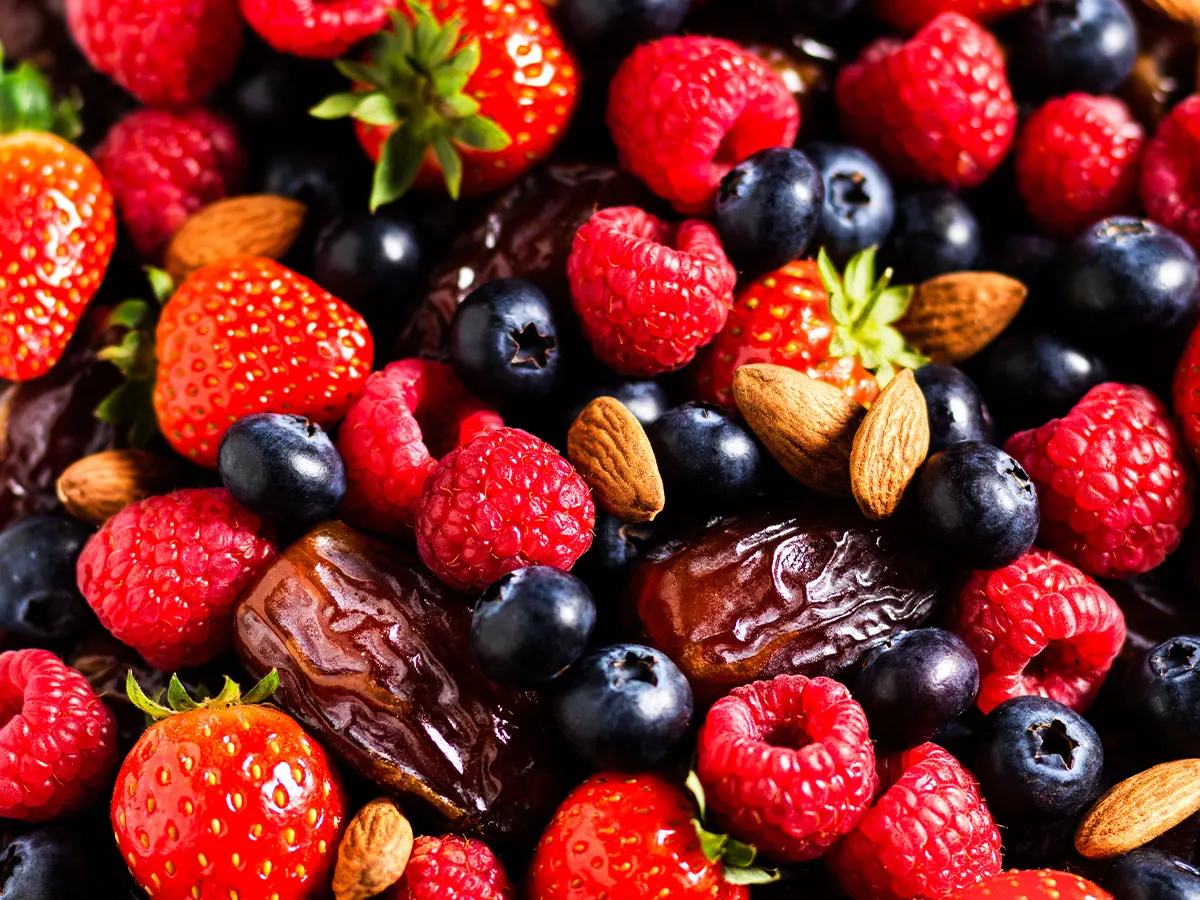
56, 449, 182, 524
898, 272, 1027, 364
1075, 758, 1200, 858
164, 195, 307, 284
850, 369, 929, 519
733, 364, 866, 496
332, 797, 414, 900
568, 396, 664, 522
1143, 0, 1200, 22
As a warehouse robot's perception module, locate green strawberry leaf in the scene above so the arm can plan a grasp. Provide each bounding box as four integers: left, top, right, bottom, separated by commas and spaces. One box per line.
428, 15, 463, 65
455, 114, 511, 151
371, 127, 427, 211
355, 92, 401, 127
439, 93, 480, 118
873, 285, 913, 325
145, 266, 175, 304
310, 91, 371, 120
107, 299, 153, 330
432, 133, 463, 199
0, 44, 81, 140
434, 40, 480, 96
843, 246, 876, 315
684, 770, 708, 820
241, 669, 281, 705
335, 59, 387, 88
724, 866, 785, 886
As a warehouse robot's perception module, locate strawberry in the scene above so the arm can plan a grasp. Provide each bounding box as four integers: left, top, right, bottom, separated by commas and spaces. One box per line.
312, 0, 578, 209
955, 870, 1113, 900
694, 248, 926, 409
0, 50, 116, 382
112, 670, 347, 900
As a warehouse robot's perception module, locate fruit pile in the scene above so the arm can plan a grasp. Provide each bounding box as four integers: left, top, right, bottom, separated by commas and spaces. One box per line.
4, 0, 1200, 898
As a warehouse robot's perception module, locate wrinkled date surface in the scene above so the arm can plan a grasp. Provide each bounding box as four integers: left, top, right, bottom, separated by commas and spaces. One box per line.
234, 521, 565, 843
626, 503, 944, 702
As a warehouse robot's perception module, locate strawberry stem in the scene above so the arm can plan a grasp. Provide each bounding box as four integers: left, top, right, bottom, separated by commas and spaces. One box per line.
0, 42, 80, 140
126, 670, 280, 724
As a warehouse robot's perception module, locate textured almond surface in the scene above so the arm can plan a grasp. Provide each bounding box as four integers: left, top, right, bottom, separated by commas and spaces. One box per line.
164, 195, 307, 283
850, 369, 929, 519
332, 797, 414, 900
899, 272, 1027, 364
1075, 758, 1200, 858
56, 449, 182, 525
567, 396, 665, 522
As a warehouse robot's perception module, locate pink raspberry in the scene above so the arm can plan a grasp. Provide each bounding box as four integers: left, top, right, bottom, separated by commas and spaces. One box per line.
1141, 94, 1200, 251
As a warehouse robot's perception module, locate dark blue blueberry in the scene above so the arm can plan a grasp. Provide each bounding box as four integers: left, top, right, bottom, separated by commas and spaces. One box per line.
1122, 635, 1200, 757
915, 365, 994, 453
988, 234, 1060, 302
915, 441, 1040, 569
259, 140, 370, 222
0, 825, 136, 900
217, 414, 346, 527
1108, 850, 1200, 900
805, 142, 895, 265
553, 643, 693, 771
470, 566, 597, 688
1008, 0, 1138, 100
448, 278, 564, 407
0, 517, 94, 644
557, 0, 690, 54
854, 628, 979, 750
228, 51, 343, 134
647, 403, 763, 511
882, 190, 981, 284
1055, 218, 1199, 342
973, 696, 1103, 821
715, 148, 825, 277
981, 332, 1110, 432
313, 211, 424, 323
572, 514, 658, 596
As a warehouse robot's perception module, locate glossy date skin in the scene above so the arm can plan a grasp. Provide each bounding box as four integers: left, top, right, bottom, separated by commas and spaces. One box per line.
233, 521, 565, 844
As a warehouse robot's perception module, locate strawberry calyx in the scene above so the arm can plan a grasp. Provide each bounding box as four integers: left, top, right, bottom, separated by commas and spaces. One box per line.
310, 0, 512, 210
817, 246, 927, 388
0, 42, 80, 139
685, 771, 786, 886
126, 669, 280, 723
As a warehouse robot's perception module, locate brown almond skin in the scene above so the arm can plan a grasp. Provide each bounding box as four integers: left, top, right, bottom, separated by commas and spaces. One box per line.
1075, 758, 1200, 858
899, 272, 1027, 364
333, 797, 414, 900
850, 369, 930, 520
164, 195, 307, 284
56, 449, 183, 525
567, 396, 664, 523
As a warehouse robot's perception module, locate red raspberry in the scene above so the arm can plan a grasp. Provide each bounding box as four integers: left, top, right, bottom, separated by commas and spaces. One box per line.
1003, 383, 1192, 578
695, 674, 877, 863
836, 14, 1016, 189
606, 37, 799, 215
874, 0, 1039, 30
338, 359, 503, 536
0, 650, 117, 821
393, 835, 514, 900
241, 0, 396, 59
414, 427, 595, 590
1015, 95, 1144, 238
77, 488, 278, 670
1173, 318, 1200, 465
1141, 94, 1200, 251
94, 108, 244, 257
953, 549, 1126, 714
826, 743, 1002, 900
567, 206, 737, 376
65, 0, 242, 108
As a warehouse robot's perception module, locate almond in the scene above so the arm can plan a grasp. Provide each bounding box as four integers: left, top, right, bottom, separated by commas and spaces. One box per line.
332, 797, 414, 900
850, 369, 929, 519
56, 449, 182, 524
567, 396, 665, 522
733, 363, 866, 496
898, 272, 1027, 364
164, 194, 307, 284
1074, 758, 1200, 859
1143, 0, 1200, 23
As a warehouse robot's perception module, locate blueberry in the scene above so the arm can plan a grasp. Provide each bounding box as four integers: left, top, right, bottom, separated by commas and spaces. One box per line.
973, 696, 1103, 821
1055, 218, 1199, 342
715, 148, 825, 277
805, 142, 895, 265
1121, 635, 1200, 757
553, 643, 693, 771
915, 441, 1040, 569
258, 140, 369, 222
882, 191, 981, 284
313, 211, 424, 323
988, 234, 1060, 301
217, 414, 346, 527
0, 517, 94, 644
1108, 849, 1200, 900
1008, 0, 1138, 100
561, 380, 671, 446
448, 278, 564, 407
915, 365, 994, 453
470, 567, 597, 688
854, 628, 979, 750
228, 51, 343, 134
557, 0, 690, 55
572, 513, 658, 596
981, 332, 1111, 432
0, 825, 135, 899
647, 403, 763, 511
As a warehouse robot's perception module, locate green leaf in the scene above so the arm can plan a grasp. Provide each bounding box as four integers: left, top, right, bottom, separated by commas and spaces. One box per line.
126, 671, 175, 723
428, 15, 463, 65
370, 127, 427, 211
694, 822, 729, 863
859, 346, 883, 370
875, 359, 896, 388
242, 669, 280, 706
684, 770, 708, 820
828, 330, 855, 360
817, 248, 843, 296
209, 676, 243, 707
335, 59, 387, 88
107, 299, 152, 330
167, 675, 201, 712
873, 285, 913, 325
128, 404, 159, 448
432, 133, 462, 199
145, 266, 175, 305
310, 91, 371, 120
53, 96, 81, 142
409, 0, 442, 64
723, 866, 784, 886
721, 837, 758, 868
894, 350, 930, 369
439, 93, 479, 118
454, 114, 511, 151
354, 92, 400, 127
95, 380, 153, 423
434, 40, 480, 96
843, 246, 877, 309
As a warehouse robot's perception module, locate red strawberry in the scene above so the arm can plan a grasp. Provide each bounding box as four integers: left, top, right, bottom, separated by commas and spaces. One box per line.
874, 0, 1038, 31
312, 0, 578, 208
955, 870, 1113, 900
112, 671, 347, 900
694, 249, 926, 409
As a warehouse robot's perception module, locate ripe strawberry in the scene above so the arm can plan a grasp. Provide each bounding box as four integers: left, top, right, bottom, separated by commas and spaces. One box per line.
0, 53, 116, 382
312, 0, 578, 209
955, 870, 1113, 900
874, 0, 1038, 31
694, 249, 926, 408
112, 671, 347, 900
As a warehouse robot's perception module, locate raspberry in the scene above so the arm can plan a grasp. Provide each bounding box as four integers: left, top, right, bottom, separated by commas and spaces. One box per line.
1015, 95, 1144, 238
0, 650, 117, 821
695, 674, 877, 863
77, 488, 278, 670
1003, 383, 1192, 578
393, 835, 514, 900
826, 743, 1002, 900
954, 549, 1126, 714
1141, 95, 1200, 251
94, 108, 244, 256
874, 0, 1038, 30
567, 206, 737, 376
241, 0, 396, 59
65, 0, 242, 108
835, 13, 1016, 189
606, 37, 799, 215
337, 358, 503, 536
414, 427, 595, 590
